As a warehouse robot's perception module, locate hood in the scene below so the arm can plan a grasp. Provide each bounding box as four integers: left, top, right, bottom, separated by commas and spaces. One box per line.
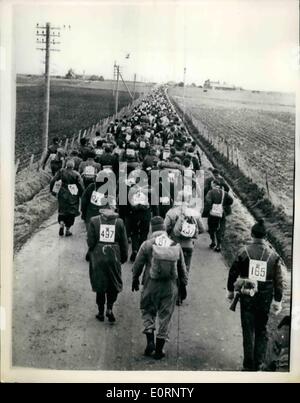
99, 209, 119, 219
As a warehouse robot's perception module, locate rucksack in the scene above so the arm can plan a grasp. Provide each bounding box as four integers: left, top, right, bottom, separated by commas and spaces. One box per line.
173, 210, 197, 239
210, 189, 225, 218
150, 235, 180, 280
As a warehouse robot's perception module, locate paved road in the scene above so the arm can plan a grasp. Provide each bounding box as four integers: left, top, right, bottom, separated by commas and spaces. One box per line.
13, 211, 243, 371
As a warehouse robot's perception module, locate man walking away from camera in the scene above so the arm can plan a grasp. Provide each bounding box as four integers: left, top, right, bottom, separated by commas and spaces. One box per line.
132, 217, 188, 359
226, 219, 285, 371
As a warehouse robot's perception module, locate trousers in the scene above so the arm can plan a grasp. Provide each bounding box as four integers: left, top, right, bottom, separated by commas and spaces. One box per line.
96, 289, 118, 313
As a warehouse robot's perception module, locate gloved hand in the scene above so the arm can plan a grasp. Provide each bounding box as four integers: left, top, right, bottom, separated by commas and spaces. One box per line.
81, 214, 86, 221
179, 283, 187, 301
226, 290, 234, 301
51, 191, 56, 197
132, 278, 139, 292
271, 300, 282, 316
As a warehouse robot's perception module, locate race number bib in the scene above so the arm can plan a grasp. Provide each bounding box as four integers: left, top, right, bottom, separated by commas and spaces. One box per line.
168, 139, 174, 145
95, 149, 104, 155
126, 134, 132, 142
145, 132, 151, 139
155, 234, 172, 247
100, 224, 116, 243
90, 191, 105, 206
210, 203, 223, 218
68, 184, 78, 196
163, 151, 170, 160
132, 191, 148, 206
249, 260, 267, 282
168, 172, 176, 183
126, 149, 135, 157
49, 153, 57, 161
84, 166, 96, 177
180, 221, 196, 238
140, 141, 146, 149
52, 180, 62, 194
160, 196, 170, 205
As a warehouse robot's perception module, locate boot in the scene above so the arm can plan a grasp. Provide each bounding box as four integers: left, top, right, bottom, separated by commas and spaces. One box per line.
153, 337, 165, 360
106, 308, 116, 323
144, 332, 155, 356
59, 223, 64, 236
65, 228, 72, 237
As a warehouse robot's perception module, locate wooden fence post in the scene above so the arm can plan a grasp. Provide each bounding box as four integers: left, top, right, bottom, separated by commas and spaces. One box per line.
78, 130, 81, 142
266, 173, 270, 199
71, 135, 75, 149
15, 159, 20, 174
29, 154, 34, 169
64, 138, 69, 152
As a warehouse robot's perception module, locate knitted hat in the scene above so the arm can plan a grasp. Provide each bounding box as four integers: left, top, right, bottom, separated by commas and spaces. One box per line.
251, 219, 267, 239
151, 216, 165, 232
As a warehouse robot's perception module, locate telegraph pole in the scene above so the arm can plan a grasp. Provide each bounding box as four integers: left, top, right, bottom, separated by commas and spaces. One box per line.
115, 65, 120, 115
36, 22, 68, 159
133, 73, 136, 99
183, 66, 187, 122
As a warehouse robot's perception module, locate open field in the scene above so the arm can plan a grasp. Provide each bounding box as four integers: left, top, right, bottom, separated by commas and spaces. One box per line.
16, 76, 150, 170
170, 87, 295, 216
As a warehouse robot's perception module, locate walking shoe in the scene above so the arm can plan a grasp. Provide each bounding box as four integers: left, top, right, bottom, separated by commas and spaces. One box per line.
65, 229, 73, 237
153, 337, 166, 360
144, 333, 155, 357
85, 251, 90, 262
106, 310, 116, 323
96, 314, 104, 322
59, 226, 64, 236
209, 242, 216, 249
214, 246, 221, 252
130, 252, 137, 262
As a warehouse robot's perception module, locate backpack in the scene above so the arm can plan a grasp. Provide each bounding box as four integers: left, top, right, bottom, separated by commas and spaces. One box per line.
210, 189, 225, 218
173, 209, 197, 239
82, 165, 96, 178
150, 235, 180, 280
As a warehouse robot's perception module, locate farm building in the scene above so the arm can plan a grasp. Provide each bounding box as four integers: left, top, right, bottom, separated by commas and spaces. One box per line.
203, 79, 238, 91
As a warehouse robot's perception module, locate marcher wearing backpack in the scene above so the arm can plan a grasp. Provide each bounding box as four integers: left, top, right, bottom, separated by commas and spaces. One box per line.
132, 217, 188, 359
226, 219, 285, 371
165, 191, 205, 275
127, 173, 153, 262
87, 198, 128, 323
50, 159, 84, 236
78, 151, 101, 189
203, 179, 233, 252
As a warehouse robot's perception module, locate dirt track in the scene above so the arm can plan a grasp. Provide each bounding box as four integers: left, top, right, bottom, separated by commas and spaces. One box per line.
13, 211, 243, 371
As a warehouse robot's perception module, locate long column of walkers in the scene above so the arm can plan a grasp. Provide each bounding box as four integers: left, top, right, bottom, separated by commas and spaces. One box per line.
45, 86, 286, 370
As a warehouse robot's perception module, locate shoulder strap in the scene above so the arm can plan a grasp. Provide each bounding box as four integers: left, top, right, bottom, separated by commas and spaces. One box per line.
221, 189, 225, 205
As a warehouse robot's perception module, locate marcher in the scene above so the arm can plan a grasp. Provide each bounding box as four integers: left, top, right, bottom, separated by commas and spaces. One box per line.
50, 159, 84, 236
87, 197, 128, 322
49, 148, 65, 176
165, 191, 205, 278
41, 136, 60, 170
132, 217, 188, 359
203, 179, 233, 252
227, 219, 285, 371
79, 150, 101, 188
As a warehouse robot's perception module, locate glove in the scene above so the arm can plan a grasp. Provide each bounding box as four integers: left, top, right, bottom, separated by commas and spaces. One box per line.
132, 279, 139, 292
51, 191, 56, 197
226, 290, 234, 301
271, 300, 282, 316
81, 214, 86, 221
179, 283, 187, 301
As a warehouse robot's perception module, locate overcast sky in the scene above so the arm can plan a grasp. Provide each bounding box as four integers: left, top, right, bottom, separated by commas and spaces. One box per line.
14, 0, 299, 91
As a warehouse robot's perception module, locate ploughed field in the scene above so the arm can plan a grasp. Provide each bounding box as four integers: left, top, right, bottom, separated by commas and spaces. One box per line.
16, 76, 148, 170
170, 87, 295, 216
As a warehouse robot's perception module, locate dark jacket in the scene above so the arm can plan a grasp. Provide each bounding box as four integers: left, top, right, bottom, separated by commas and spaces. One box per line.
50, 168, 84, 216
87, 210, 128, 293
203, 187, 233, 218
227, 239, 285, 302
204, 175, 229, 196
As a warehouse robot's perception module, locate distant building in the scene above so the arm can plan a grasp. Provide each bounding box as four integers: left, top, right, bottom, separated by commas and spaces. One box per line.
203, 79, 240, 91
